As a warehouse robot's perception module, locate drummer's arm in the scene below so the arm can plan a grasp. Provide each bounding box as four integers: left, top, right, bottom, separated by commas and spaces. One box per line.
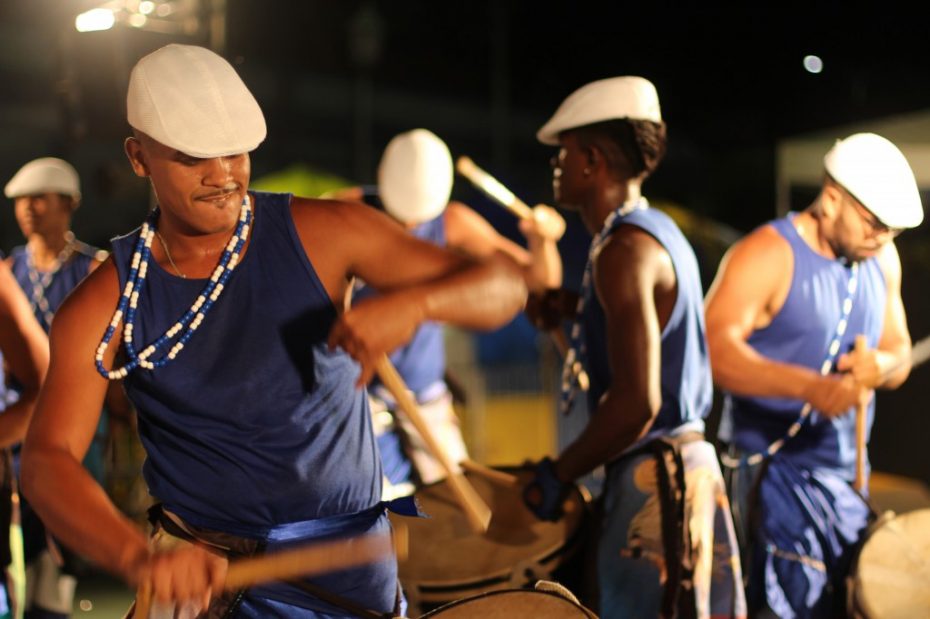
21, 262, 150, 582
0, 262, 48, 447
555, 228, 664, 481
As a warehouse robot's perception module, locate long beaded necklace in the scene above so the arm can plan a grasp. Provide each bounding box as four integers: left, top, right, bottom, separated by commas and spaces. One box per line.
558, 198, 647, 415
95, 196, 252, 379
25, 231, 76, 328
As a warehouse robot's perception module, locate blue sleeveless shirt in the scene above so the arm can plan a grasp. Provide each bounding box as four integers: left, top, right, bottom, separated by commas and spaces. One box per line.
584, 207, 711, 452
111, 192, 382, 533
10, 243, 99, 332
719, 215, 886, 477
354, 214, 447, 400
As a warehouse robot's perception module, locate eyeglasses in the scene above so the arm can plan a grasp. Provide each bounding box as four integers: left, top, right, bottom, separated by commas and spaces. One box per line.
844, 196, 903, 239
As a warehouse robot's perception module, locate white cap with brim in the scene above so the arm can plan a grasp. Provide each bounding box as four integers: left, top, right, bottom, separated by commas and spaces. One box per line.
127, 44, 266, 158
4, 157, 81, 199
378, 129, 453, 225
537, 76, 662, 146
824, 133, 923, 230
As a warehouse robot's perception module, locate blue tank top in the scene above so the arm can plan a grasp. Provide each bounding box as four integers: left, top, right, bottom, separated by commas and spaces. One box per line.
354, 214, 447, 400
719, 215, 887, 477
583, 207, 711, 452
111, 192, 382, 532
10, 243, 99, 332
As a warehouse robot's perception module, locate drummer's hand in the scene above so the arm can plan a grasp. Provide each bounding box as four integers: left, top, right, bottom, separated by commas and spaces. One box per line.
329, 294, 420, 386
836, 345, 882, 390
522, 457, 571, 522
519, 204, 566, 242
802, 373, 863, 418
131, 543, 228, 612
525, 289, 579, 331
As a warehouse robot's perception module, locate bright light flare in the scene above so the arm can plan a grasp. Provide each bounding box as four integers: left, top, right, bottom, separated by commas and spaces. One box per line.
139, 1, 156, 14
128, 13, 148, 28
75, 8, 115, 32
803, 55, 823, 74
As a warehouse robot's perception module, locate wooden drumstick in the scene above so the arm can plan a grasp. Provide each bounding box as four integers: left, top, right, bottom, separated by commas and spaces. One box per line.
133, 529, 402, 617
456, 156, 534, 219
375, 355, 492, 533
455, 156, 590, 392
854, 334, 868, 492
459, 458, 520, 488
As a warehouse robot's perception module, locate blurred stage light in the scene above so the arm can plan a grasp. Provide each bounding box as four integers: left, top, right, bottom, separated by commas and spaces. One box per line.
803, 55, 824, 74
75, 8, 116, 32
74, 1, 203, 37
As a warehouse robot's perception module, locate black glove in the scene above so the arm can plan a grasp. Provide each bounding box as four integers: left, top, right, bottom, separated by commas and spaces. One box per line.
524, 289, 580, 332
522, 457, 571, 522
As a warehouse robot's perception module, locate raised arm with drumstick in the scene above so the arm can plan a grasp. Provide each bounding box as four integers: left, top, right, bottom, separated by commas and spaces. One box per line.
342, 129, 563, 502
705, 132, 919, 617
456, 156, 590, 392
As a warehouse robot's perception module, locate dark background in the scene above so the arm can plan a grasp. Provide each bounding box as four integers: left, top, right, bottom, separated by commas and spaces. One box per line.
1, 1, 929, 484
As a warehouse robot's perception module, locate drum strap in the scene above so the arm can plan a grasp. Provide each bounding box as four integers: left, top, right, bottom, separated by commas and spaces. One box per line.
147, 504, 399, 619
648, 433, 703, 619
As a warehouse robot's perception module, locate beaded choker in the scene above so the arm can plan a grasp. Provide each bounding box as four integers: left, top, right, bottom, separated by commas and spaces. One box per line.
25, 231, 76, 328
559, 198, 647, 415
95, 196, 252, 379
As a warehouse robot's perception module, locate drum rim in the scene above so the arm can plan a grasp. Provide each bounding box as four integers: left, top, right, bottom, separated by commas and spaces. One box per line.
396, 467, 591, 589
849, 508, 930, 618
417, 588, 598, 618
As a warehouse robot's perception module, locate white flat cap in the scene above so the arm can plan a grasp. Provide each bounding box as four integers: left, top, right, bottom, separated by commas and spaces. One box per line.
824, 133, 923, 229
537, 76, 662, 145
127, 44, 266, 158
5, 157, 81, 199
378, 129, 453, 225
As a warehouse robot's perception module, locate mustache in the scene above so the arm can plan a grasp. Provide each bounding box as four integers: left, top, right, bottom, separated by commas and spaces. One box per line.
195, 185, 241, 200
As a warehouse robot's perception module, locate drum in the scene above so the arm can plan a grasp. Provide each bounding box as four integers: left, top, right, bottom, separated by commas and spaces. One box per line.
419, 588, 598, 618
390, 468, 590, 615
849, 508, 930, 618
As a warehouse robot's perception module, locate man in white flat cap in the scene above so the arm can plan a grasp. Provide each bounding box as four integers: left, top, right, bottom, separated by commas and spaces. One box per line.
4, 158, 109, 334
20, 44, 525, 618
4, 157, 126, 619
706, 133, 920, 618
521, 76, 745, 618
340, 128, 564, 500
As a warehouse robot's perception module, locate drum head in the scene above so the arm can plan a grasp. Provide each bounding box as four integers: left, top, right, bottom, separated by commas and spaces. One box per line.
854, 508, 930, 618
420, 589, 596, 618
392, 469, 586, 586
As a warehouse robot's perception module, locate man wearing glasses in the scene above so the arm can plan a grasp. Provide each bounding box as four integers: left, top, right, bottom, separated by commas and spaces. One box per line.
704, 133, 920, 617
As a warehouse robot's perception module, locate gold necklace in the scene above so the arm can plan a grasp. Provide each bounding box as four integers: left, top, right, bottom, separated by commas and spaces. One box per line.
155, 231, 186, 278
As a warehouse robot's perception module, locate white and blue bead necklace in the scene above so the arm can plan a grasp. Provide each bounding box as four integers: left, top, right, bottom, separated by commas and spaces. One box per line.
559, 197, 647, 415
95, 196, 252, 379
25, 231, 76, 328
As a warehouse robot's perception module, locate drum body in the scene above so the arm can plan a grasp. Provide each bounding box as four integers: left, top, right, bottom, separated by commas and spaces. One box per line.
390, 468, 590, 614
849, 508, 930, 618
419, 588, 597, 618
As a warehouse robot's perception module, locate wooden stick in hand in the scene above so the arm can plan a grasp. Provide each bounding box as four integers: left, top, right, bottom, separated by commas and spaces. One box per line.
375, 355, 491, 533
133, 529, 401, 617
455, 156, 589, 392
459, 458, 520, 488
455, 156, 533, 219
